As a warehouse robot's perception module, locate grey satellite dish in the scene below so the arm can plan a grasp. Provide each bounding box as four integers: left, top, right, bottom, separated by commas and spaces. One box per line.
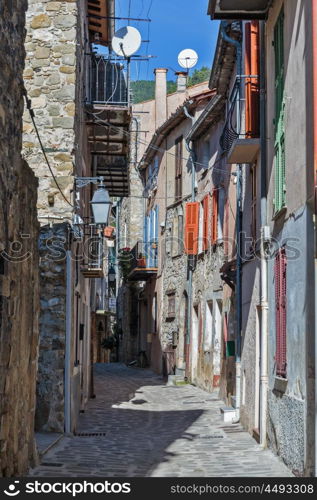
112, 26, 142, 57
178, 49, 198, 69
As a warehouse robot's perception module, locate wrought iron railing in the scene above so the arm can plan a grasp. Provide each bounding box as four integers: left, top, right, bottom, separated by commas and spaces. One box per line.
86, 54, 129, 106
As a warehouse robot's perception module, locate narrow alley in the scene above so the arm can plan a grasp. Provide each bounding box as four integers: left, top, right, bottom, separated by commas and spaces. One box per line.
30, 364, 292, 478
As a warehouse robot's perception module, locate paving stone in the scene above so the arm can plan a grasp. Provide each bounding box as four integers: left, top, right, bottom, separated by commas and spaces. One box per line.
30, 363, 293, 477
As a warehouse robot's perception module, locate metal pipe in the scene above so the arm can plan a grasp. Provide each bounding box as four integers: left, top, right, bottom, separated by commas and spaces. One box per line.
64, 250, 72, 434
312, 0, 317, 477
184, 105, 196, 377
259, 20, 268, 448
234, 164, 242, 422
220, 21, 243, 422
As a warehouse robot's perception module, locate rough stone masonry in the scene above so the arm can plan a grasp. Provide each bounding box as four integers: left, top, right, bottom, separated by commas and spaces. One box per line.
0, 0, 40, 476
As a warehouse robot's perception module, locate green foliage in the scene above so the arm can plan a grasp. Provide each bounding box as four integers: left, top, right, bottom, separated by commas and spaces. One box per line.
101, 335, 117, 351
131, 67, 210, 104
187, 66, 211, 87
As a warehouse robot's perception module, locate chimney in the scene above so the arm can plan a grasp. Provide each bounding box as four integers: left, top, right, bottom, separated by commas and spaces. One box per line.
154, 68, 168, 128
175, 71, 187, 93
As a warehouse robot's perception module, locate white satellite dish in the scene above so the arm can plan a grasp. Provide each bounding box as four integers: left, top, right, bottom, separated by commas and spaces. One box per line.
112, 26, 141, 57
178, 49, 198, 69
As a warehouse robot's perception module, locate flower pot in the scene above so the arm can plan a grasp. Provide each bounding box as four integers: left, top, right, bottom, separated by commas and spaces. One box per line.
104, 226, 114, 238
137, 258, 146, 268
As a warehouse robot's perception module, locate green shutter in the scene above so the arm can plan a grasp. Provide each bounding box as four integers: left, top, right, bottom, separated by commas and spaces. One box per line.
274, 9, 285, 213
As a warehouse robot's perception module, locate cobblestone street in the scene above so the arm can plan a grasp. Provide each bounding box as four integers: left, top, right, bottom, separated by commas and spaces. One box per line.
29, 364, 293, 477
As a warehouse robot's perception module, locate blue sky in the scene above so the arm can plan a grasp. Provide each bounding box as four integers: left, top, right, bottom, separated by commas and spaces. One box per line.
114, 0, 220, 81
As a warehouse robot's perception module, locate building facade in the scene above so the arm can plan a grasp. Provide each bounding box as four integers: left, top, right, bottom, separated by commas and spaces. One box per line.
23, 0, 131, 435
208, 0, 316, 476
0, 0, 39, 476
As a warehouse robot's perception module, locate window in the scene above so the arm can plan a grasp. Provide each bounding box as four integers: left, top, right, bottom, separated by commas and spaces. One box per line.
245, 21, 260, 138
274, 8, 285, 213
211, 188, 218, 245
203, 194, 210, 251
153, 293, 157, 333
167, 291, 176, 319
251, 163, 257, 242
275, 247, 287, 377
175, 136, 183, 201
198, 201, 204, 254
204, 301, 213, 351
184, 202, 199, 255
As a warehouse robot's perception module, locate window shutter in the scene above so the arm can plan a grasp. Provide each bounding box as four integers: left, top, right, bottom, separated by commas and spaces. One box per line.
274, 250, 281, 373
203, 195, 209, 251
211, 188, 218, 245
274, 9, 285, 214
275, 248, 287, 377
245, 21, 260, 138
185, 202, 199, 255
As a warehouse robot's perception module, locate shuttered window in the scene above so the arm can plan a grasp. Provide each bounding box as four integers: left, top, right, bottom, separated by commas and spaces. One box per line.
203, 195, 210, 251
184, 202, 199, 255
211, 188, 218, 245
275, 247, 287, 377
175, 136, 183, 201
274, 9, 286, 213
245, 21, 260, 138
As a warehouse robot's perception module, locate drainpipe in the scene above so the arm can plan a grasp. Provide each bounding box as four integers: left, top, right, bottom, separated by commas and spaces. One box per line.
312, 0, 317, 476
65, 250, 72, 434
184, 104, 196, 376
234, 165, 242, 422
259, 20, 268, 448
220, 21, 243, 422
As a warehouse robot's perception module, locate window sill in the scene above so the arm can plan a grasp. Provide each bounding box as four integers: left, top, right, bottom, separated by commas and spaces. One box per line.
272, 206, 287, 221
273, 376, 288, 394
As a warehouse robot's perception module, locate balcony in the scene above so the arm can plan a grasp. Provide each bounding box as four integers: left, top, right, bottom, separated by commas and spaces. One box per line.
208, 0, 271, 20
81, 236, 104, 278
227, 137, 260, 164
127, 241, 158, 282
85, 54, 131, 197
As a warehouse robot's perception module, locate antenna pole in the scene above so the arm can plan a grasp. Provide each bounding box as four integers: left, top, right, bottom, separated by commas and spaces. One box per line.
127, 57, 131, 107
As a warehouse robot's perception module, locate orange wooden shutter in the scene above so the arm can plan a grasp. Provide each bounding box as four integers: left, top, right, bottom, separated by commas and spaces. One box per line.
245, 21, 260, 138
185, 202, 199, 255
211, 189, 218, 245
203, 195, 209, 251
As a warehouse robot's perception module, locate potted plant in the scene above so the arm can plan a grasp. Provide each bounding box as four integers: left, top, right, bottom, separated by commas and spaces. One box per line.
104, 226, 115, 238
137, 253, 146, 268
118, 247, 133, 279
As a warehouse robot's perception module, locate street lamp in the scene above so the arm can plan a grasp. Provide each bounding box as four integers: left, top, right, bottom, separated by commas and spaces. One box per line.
90, 182, 112, 225
108, 265, 116, 283
75, 177, 112, 226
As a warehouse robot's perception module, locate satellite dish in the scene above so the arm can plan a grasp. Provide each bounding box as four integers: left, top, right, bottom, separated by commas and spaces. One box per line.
178, 49, 198, 69
112, 26, 141, 57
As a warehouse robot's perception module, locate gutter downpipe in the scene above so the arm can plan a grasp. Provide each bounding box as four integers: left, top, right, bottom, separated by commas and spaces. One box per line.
220, 21, 243, 422
184, 104, 196, 377
312, 0, 317, 477
259, 20, 268, 449
65, 249, 72, 434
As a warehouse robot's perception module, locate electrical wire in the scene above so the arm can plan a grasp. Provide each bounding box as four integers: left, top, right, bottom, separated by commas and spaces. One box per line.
87, 110, 232, 176
145, 0, 154, 80
24, 92, 74, 208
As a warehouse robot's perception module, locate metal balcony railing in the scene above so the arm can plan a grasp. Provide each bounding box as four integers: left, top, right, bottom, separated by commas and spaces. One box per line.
131, 240, 158, 269
86, 55, 129, 106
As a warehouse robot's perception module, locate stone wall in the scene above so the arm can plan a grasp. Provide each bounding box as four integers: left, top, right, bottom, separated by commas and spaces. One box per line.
0, 0, 39, 476
23, 0, 79, 219
35, 223, 69, 432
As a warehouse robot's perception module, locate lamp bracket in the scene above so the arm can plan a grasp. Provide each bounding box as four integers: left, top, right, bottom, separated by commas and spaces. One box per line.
75, 176, 105, 188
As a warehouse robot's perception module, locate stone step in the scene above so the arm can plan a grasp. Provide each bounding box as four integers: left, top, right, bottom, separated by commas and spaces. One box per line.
220, 406, 237, 424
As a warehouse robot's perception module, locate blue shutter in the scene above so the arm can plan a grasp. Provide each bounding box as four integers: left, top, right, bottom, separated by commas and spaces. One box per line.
148, 210, 154, 267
